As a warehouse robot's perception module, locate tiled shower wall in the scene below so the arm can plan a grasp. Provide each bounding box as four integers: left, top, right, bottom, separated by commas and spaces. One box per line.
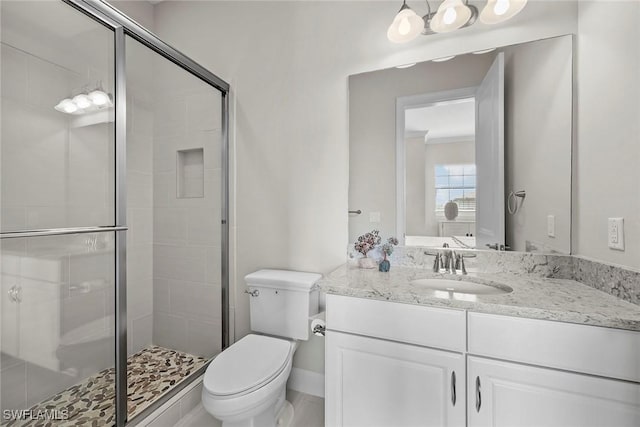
151, 58, 222, 358
126, 40, 156, 355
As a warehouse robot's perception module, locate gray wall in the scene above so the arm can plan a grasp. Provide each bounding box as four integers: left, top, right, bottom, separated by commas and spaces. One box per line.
503, 36, 573, 254
575, 1, 640, 267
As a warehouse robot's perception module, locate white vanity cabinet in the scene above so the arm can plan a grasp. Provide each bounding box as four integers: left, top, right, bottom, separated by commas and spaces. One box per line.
325, 294, 640, 427
325, 294, 466, 427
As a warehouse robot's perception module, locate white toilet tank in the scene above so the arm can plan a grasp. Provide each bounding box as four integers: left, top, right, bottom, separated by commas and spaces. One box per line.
245, 269, 321, 340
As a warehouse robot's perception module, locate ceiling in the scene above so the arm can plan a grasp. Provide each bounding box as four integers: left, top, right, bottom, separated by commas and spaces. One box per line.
405, 98, 475, 143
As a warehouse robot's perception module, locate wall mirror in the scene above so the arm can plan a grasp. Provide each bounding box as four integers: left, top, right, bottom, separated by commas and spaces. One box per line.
348, 35, 573, 254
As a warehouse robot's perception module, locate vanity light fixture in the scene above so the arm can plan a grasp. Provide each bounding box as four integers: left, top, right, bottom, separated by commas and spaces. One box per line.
430, 0, 477, 33
387, 0, 425, 43
55, 85, 113, 115
54, 98, 78, 114
480, 0, 528, 24
387, 0, 527, 43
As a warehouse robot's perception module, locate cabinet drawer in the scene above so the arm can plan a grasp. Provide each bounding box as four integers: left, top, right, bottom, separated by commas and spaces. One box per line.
326, 294, 466, 352
468, 312, 640, 382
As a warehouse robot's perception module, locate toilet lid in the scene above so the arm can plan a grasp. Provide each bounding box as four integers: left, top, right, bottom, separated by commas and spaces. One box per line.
204, 334, 292, 396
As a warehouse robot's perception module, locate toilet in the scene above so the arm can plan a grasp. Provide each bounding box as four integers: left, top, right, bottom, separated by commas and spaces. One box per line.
202, 269, 321, 427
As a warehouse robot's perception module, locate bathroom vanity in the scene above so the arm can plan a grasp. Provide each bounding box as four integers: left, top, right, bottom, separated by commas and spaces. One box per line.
321, 264, 640, 426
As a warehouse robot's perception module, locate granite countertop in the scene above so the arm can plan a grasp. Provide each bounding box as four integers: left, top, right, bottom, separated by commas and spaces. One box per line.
319, 264, 640, 332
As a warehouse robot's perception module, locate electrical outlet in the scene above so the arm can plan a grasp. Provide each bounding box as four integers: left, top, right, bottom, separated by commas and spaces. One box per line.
608, 218, 625, 251
547, 215, 555, 238
369, 211, 381, 223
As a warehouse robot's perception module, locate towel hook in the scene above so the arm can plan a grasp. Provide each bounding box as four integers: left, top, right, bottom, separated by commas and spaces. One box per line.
507, 190, 526, 215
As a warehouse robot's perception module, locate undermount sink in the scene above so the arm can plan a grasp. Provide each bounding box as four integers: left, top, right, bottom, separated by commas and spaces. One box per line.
410, 278, 513, 295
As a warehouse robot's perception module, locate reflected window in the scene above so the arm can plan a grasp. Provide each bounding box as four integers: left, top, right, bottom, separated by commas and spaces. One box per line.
435, 164, 476, 211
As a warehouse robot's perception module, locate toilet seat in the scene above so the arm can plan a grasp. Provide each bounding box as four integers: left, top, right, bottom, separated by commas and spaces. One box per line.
204, 334, 293, 398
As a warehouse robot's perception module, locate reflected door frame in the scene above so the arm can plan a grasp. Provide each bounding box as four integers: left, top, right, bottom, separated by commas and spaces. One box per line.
395, 87, 478, 245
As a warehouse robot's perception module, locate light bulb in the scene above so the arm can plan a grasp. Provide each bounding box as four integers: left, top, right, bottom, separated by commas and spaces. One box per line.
72, 94, 92, 110
480, 0, 527, 24
88, 90, 111, 107
430, 0, 474, 33
54, 98, 77, 114
63, 102, 78, 113
398, 17, 411, 35
494, 0, 510, 16
443, 7, 457, 25
387, 5, 425, 43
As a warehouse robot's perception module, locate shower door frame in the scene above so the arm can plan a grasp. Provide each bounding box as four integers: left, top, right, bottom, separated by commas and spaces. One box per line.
62, 1, 231, 425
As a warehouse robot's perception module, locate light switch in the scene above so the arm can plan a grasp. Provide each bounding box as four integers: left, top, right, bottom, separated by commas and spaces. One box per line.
369, 211, 381, 223
608, 217, 625, 251
547, 215, 555, 238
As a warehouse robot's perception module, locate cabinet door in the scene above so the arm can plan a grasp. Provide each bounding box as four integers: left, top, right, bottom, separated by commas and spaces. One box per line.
468, 356, 640, 427
326, 331, 465, 427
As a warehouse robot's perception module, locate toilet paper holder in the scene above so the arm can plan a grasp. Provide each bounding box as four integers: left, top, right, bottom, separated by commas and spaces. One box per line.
310, 313, 326, 337
312, 323, 326, 336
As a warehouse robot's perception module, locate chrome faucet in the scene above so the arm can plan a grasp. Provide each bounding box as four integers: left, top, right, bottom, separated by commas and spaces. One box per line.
426, 244, 469, 275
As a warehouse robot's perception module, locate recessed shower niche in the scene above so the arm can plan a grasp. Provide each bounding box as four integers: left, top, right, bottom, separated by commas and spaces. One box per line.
177, 148, 205, 198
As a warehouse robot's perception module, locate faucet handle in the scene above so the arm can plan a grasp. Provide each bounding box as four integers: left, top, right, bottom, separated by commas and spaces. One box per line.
433, 253, 441, 272
450, 252, 457, 275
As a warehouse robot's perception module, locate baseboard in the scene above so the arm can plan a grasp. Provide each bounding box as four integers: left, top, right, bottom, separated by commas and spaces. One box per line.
287, 367, 325, 398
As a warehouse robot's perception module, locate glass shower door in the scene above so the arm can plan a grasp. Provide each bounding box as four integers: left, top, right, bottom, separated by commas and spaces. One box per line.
0, 1, 117, 425
125, 35, 224, 421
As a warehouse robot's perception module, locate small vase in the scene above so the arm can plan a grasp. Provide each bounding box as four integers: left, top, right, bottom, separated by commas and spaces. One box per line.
444, 201, 459, 220
378, 256, 391, 272
358, 257, 378, 269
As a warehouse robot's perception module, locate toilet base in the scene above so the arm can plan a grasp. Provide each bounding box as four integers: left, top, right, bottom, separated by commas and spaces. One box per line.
275, 400, 294, 427
219, 387, 293, 427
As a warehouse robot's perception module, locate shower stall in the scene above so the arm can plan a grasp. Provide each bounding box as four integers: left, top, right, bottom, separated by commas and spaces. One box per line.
0, 1, 229, 425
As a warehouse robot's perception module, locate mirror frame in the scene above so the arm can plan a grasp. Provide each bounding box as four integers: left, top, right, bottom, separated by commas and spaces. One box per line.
396, 86, 479, 246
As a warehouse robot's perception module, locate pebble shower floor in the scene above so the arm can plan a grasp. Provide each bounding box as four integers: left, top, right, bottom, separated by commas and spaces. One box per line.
3, 346, 208, 427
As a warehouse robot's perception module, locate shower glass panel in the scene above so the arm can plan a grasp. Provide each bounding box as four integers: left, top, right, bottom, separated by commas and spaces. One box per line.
0, 234, 116, 424
0, 1, 115, 232
125, 36, 223, 420
0, 1, 117, 425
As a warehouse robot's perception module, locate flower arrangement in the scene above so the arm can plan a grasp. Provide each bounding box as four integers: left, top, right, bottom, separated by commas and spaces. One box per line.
380, 237, 400, 259
354, 230, 381, 256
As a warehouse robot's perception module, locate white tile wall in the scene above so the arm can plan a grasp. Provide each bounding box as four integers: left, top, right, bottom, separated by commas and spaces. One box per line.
126, 87, 155, 355
151, 57, 222, 358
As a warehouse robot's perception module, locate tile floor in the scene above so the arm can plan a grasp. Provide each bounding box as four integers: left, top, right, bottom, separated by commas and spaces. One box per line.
174, 389, 324, 427
2, 346, 207, 427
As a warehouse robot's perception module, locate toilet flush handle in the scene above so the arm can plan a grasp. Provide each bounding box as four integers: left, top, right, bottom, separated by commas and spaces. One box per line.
245, 289, 259, 297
